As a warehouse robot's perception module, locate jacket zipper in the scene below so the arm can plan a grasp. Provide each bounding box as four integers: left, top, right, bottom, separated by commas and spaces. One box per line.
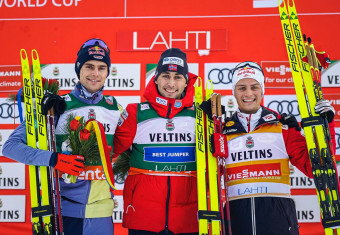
247, 114, 252, 133
166, 104, 172, 119
251, 197, 256, 235
165, 103, 171, 233
165, 176, 170, 233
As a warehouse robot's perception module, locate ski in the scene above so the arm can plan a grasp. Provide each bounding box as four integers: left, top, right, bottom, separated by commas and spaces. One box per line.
196, 79, 227, 235
206, 89, 223, 235
21, 49, 63, 234
278, 1, 340, 234
211, 93, 231, 235
21, 49, 44, 235
195, 77, 209, 235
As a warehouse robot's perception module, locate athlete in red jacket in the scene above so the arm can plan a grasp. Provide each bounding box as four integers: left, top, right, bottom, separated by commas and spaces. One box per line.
113, 48, 199, 235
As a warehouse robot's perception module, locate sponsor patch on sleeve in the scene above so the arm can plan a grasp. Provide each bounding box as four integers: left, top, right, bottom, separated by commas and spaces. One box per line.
282, 124, 288, 130
263, 114, 276, 122
140, 103, 150, 110
121, 110, 128, 120
63, 94, 71, 102
104, 96, 114, 105
118, 116, 124, 126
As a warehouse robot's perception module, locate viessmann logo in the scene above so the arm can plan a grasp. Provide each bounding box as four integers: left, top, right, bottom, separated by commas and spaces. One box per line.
264, 64, 291, 75
227, 163, 282, 181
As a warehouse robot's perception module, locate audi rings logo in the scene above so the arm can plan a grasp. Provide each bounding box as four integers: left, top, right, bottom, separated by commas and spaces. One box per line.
336, 133, 340, 151
0, 102, 20, 119
267, 100, 300, 117
208, 68, 233, 85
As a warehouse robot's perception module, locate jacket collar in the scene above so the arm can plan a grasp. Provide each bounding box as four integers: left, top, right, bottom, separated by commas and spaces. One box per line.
223, 106, 279, 134
143, 72, 197, 119
71, 83, 103, 104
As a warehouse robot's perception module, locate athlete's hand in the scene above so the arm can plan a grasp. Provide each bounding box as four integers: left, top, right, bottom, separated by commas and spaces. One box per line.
199, 99, 226, 120
279, 113, 301, 131
314, 99, 335, 123
41, 92, 66, 116
200, 100, 213, 119
50, 152, 85, 176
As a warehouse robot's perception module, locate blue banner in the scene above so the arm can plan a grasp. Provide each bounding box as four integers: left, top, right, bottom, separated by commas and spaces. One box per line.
144, 146, 196, 163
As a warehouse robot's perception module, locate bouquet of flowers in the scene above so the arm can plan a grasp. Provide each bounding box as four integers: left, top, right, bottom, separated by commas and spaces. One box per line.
62, 114, 113, 183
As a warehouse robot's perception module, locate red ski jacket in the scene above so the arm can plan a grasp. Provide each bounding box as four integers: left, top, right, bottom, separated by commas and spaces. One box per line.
113, 73, 199, 233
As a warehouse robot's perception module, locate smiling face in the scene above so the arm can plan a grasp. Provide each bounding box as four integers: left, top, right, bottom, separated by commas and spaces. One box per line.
234, 78, 263, 114
79, 60, 108, 93
155, 71, 187, 99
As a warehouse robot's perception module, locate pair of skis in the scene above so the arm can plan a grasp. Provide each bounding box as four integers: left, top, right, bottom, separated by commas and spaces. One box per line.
279, 1, 340, 234
195, 78, 231, 235
21, 49, 63, 234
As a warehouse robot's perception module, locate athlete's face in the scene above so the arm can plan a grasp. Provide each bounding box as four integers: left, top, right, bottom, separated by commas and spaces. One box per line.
234, 78, 263, 114
155, 71, 187, 99
79, 60, 108, 93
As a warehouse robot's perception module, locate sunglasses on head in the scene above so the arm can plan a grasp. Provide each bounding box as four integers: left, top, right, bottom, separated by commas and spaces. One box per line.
232, 61, 264, 76
79, 38, 110, 54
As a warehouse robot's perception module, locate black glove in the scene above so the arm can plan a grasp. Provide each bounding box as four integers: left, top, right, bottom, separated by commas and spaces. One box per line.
280, 113, 301, 131
199, 99, 226, 120
314, 99, 335, 123
41, 92, 66, 116
200, 100, 213, 119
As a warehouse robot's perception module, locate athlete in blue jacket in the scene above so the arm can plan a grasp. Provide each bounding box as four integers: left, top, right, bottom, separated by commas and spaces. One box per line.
3, 38, 120, 235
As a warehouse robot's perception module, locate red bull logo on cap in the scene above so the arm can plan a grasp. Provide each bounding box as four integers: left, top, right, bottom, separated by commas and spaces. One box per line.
88, 46, 105, 56
237, 66, 256, 77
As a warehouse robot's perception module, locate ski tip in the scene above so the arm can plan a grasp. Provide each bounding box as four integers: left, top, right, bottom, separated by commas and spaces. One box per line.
206, 79, 213, 90
287, 0, 295, 8
279, 0, 284, 8
195, 77, 202, 87
32, 49, 39, 61
20, 49, 27, 59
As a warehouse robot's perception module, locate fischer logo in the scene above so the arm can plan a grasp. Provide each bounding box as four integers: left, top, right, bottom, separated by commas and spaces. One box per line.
282, 23, 299, 73
265, 64, 291, 75
0, 0, 82, 8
